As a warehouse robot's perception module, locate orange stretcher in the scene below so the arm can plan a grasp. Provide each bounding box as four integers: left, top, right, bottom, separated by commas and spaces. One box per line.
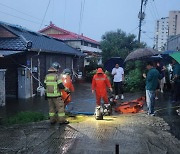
115, 97, 145, 114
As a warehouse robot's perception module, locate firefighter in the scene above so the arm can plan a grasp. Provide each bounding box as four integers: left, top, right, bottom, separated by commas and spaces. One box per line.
44, 62, 69, 125
61, 68, 74, 106
92, 68, 113, 106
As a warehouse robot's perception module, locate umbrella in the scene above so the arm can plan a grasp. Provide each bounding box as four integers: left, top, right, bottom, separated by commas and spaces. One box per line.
162, 50, 177, 55
104, 57, 124, 72
161, 50, 179, 64
169, 52, 180, 64
124, 48, 160, 62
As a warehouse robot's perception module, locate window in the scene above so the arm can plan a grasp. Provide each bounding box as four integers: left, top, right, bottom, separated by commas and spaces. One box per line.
84, 41, 88, 46
91, 44, 97, 48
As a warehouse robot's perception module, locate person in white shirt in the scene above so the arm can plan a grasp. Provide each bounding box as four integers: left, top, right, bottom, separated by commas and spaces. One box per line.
111, 64, 124, 100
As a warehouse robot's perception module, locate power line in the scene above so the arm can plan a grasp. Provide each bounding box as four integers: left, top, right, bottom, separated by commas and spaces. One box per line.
0, 10, 41, 25
63, 0, 67, 28
39, 0, 51, 30
149, 0, 159, 20
0, 2, 42, 21
78, 0, 86, 35
129, 26, 139, 33
151, 0, 160, 19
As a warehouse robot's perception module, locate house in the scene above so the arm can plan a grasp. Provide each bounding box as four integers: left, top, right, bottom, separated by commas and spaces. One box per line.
39, 22, 102, 66
0, 21, 84, 101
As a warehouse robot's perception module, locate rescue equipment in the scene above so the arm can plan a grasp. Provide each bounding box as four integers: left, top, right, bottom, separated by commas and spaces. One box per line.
95, 106, 103, 120
103, 104, 112, 116
115, 97, 145, 114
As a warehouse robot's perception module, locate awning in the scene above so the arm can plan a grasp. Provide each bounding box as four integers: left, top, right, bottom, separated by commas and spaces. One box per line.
0, 50, 24, 57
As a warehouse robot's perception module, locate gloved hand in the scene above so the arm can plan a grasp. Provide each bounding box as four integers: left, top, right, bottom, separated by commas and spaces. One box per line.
65, 88, 71, 94
109, 88, 113, 92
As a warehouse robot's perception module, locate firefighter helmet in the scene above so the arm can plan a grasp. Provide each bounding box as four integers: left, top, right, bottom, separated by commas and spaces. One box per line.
48, 67, 58, 72
52, 62, 61, 70
63, 68, 71, 75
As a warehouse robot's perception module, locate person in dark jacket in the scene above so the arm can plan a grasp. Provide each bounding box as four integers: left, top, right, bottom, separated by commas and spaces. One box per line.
171, 59, 180, 103
143, 62, 160, 116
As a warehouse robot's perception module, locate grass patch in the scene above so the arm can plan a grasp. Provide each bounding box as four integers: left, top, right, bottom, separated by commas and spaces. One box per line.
3, 111, 48, 126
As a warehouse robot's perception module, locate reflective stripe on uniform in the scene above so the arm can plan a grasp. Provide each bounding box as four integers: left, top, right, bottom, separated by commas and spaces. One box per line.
46, 93, 61, 97
49, 112, 55, 117
45, 73, 62, 97
46, 76, 56, 81
58, 112, 65, 117
57, 79, 62, 84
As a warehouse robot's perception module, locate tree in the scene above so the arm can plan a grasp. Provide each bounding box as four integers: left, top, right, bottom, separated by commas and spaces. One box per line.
100, 29, 146, 62
100, 29, 147, 92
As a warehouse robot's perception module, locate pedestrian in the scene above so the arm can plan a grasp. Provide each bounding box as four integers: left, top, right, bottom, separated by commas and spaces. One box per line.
92, 68, 113, 106
156, 61, 166, 93
44, 62, 69, 125
171, 59, 180, 103
111, 63, 124, 100
155, 61, 166, 100
143, 61, 160, 116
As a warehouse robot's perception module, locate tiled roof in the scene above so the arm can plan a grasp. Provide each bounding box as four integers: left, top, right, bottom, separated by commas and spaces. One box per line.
39, 23, 99, 45
0, 50, 24, 57
0, 21, 84, 57
0, 37, 26, 50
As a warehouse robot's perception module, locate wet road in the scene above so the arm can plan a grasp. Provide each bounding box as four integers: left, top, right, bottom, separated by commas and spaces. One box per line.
0, 82, 180, 140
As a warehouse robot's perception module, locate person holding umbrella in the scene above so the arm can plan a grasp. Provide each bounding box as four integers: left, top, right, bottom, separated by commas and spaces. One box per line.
111, 63, 125, 100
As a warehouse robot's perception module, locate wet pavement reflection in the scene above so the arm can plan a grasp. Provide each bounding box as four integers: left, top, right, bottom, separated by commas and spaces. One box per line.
0, 82, 180, 140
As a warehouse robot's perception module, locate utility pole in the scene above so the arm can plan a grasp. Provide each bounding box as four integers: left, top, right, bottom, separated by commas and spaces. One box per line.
138, 0, 146, 43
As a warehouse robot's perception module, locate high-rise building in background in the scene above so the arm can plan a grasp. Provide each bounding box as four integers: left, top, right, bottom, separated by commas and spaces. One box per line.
154, 17, 169, 51
168, 11, 180, 36
154, 11, 180, 51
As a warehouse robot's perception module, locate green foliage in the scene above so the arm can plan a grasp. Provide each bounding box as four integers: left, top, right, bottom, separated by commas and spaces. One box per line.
84, 57, 102, 82
85, 69, 96, 82
100, 29, 146, 63
125, 67, 145, 92
3, 111, 47, 125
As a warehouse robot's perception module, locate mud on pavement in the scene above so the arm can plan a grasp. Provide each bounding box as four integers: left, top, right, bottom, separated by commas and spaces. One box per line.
0, 113, 180, 154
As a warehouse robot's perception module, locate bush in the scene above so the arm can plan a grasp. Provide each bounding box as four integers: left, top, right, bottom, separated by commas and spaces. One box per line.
125, 68, 145, 92
3, 111, 47, 125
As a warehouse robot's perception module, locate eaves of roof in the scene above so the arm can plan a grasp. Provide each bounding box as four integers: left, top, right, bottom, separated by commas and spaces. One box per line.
0, 50, 25, 57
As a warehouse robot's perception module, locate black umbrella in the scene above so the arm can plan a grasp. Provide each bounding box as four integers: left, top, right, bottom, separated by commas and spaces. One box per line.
124, 48, 160, 62
104, 57, 124, 72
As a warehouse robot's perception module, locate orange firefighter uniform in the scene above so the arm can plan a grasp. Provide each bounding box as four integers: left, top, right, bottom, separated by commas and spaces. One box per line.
44, 67, 68, 124
61, 74, 74, 106
92, 68, 112, 106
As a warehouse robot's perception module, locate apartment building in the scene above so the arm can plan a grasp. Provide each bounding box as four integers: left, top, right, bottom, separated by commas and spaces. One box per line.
169, 11, 180, 36
154, 17, 169, 51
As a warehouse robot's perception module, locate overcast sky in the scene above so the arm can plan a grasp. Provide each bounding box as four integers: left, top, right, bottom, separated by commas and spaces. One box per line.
0, 0, 180, 47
